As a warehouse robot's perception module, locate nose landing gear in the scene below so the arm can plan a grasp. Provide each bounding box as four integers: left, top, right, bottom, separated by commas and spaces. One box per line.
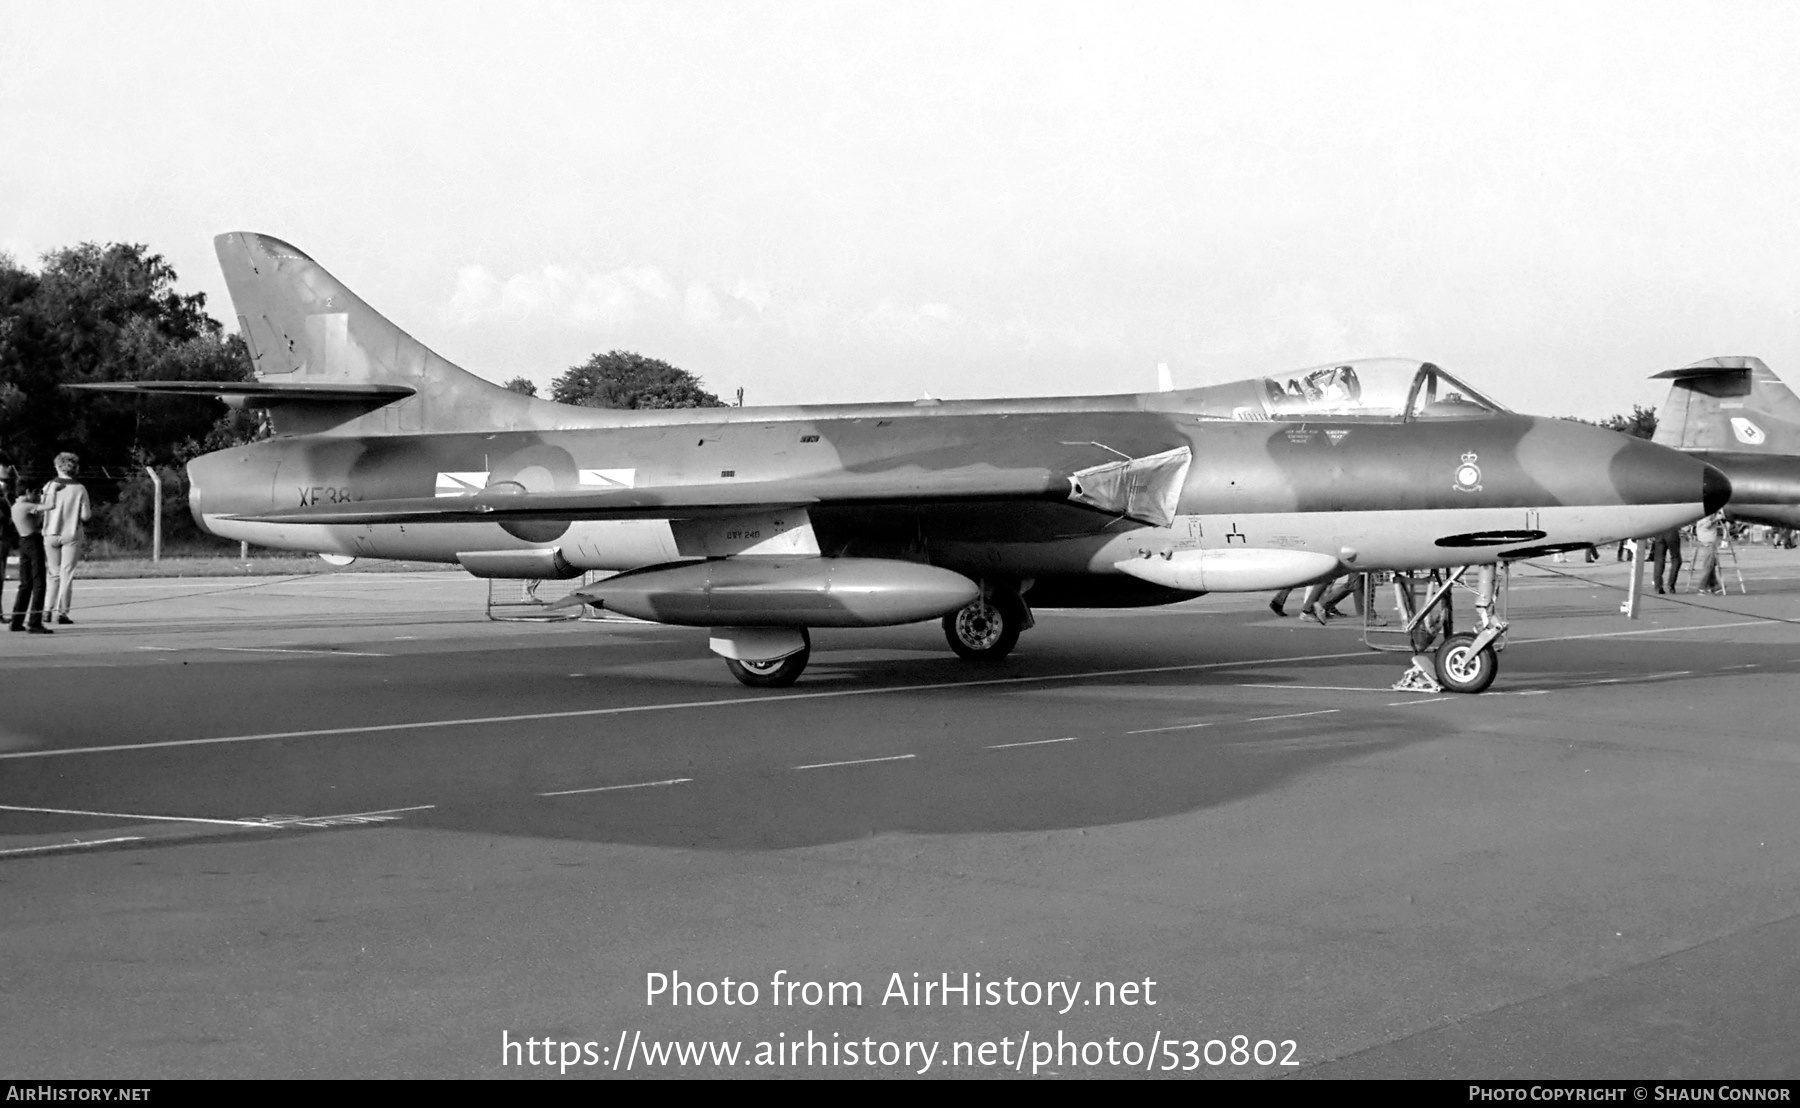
1371, 564, 1509, 694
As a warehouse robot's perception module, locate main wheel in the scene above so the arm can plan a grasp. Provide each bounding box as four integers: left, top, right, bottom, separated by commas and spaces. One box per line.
943, 591, 1024, 661
1434, 632, 1497, 694
724, 632, 811, 688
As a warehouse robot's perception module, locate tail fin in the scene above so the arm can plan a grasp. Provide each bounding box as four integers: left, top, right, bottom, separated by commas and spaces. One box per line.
215, 232, 558, 435
1651, 355, 1800, 454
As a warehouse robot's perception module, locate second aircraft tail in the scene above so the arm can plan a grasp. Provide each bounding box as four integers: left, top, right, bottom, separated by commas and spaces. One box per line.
1651, 355, 1800, 455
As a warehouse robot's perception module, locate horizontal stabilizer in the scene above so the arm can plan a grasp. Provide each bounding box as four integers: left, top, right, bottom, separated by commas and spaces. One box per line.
68, 380, 415, 404
1651, 356, 1770, 381
222, 467, 1097, 525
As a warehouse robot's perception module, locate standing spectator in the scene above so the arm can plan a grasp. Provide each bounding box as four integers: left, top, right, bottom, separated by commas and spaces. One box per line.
40, 452, 91, 625
0, 462, 15, 612
1692, 512, 1723, 595
9, 486, 50, 633
1648, 527, 1682, 594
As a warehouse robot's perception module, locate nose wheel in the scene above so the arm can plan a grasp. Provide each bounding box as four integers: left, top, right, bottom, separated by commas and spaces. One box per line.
1434, 631, 1498, 694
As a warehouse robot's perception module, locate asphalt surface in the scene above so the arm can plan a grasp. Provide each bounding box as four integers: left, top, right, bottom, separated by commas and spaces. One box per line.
3, 550, 1800, 1079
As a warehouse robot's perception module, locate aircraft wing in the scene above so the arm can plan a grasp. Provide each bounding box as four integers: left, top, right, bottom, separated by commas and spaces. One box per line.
223, 447, 1193, 527
68, 381, 416, 402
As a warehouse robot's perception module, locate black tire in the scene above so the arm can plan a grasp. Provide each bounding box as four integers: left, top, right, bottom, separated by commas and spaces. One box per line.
943, 591, 1024, 661
724, 632, 811, 688
1434, 631, 1497, 694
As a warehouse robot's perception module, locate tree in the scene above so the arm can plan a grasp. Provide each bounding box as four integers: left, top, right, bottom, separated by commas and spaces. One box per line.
0, 241, 261, 551
551, 350, 725, 409
0, 242, 253, 480
503, 376, 538, 397
1599, 404, 1657, 440
1563, 405, 1658, 440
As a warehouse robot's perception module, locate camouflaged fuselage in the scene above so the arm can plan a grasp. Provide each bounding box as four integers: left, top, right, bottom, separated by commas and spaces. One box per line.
190, 392, 1720, 599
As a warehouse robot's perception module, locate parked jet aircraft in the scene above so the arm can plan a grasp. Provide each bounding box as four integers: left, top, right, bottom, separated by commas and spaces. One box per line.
1652, 355, 1800, 528
80, 234, 1727, 691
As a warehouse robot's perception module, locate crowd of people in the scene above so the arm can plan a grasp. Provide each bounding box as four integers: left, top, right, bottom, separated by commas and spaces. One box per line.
1269, 573, 1385, 625
1, 451, 92, 633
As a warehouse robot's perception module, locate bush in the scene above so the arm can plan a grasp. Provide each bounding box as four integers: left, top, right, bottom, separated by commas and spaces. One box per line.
92, 464, 228, 553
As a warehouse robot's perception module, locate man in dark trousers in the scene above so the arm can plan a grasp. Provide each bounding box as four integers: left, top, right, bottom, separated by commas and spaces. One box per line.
0, 462, 15, 612
10, 485, 51, 633
1648, 526, 1683, 595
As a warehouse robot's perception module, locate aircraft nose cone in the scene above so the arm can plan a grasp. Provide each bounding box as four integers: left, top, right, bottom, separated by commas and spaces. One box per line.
1607, 436, 1718, 509
1703, 463, 1732, 516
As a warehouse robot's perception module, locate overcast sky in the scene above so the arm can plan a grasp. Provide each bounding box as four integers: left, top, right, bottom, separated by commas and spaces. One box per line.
5, 0, 1799, 416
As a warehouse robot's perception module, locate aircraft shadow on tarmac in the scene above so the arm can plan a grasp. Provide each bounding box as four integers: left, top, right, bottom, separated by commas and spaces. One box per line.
404, 661, 1445, 851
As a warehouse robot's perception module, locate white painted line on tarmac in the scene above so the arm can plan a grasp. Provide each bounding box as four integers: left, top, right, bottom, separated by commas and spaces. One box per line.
1242, 709, 1341, 723
77, 581, 305, 592
1127, 721, 1215, 734
1517, 618, 1772, 644
0, 803, 273, 828
1238, 684, 1391, 692
540, 778, 693, 797
1387, 697, 1453, 707
211, 646, 392, 657
77, 574, 464, 592
0, 836, 144, 857
246, 804, 436, 826
988, 737, 1078, 749
795, 754, 916, 771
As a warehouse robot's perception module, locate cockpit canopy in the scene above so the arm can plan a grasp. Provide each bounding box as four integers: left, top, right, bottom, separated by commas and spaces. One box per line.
1174, 358, 1510, 422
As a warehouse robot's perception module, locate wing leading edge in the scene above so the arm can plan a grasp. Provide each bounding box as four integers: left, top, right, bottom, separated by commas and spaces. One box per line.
68, 381, 416, 402
223, 447, 1193, 528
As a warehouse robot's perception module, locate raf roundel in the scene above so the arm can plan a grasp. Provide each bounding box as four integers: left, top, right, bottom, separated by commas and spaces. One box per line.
1453, 451, 1482, 493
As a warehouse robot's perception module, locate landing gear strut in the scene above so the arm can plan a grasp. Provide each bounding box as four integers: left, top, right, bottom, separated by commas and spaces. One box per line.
1371, 565, 1509, 694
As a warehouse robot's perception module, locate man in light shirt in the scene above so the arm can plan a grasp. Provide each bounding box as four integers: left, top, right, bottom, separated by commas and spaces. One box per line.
1691, 512, 1723, 596
40, 451, 91, 625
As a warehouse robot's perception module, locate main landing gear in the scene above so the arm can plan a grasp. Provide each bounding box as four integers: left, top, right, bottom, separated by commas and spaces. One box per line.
1370, 565, 1510, 694
719, 629, 812, 688
717, 583, 1035, 688
942, 586, 1033, 662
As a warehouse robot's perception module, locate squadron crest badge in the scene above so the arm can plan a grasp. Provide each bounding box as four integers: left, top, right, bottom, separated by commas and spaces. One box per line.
1453, 451, 1482, 493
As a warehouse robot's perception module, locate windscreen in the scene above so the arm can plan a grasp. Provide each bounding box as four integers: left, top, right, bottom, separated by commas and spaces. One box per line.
1201, 359, 1511, 421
